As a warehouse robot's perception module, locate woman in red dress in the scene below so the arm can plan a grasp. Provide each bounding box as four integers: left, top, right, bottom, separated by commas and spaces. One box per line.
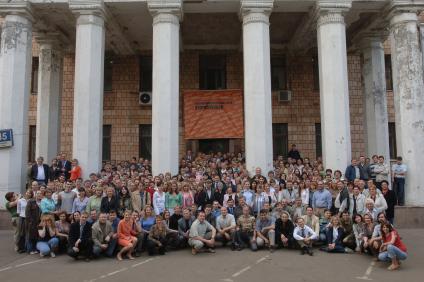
117, 210, 138, 261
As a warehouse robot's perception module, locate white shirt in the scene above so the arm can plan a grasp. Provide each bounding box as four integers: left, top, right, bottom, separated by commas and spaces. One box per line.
17, 198, 27, 217
293, 225, 318, 240
37, 165, 45, 180
392, 163, 407, 179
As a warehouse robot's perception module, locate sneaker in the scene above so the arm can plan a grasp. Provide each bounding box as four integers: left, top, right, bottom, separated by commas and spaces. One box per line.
207, 248, 216, 253
40, 253, 45, 258
345, 247, 354, 253
30, 251, 39, 255
50, 252, 56, 258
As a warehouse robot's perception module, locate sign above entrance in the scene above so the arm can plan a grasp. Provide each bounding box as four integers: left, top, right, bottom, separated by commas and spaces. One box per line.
184, 90, 244, 139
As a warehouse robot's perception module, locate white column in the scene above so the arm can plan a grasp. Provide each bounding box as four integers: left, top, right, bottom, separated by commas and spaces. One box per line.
148, 0, 181, 176
0, 5, 32, 207
421, 23, 424, 76
360, 36, 390, 162
70, 2, 105, 178
34, 36, 63, 164
241, 0, 274, 176
389, 10, 424, 206
316, 1, 352, 171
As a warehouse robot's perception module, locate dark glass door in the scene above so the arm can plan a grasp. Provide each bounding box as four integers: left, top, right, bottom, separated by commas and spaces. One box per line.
199, 139, 229, 154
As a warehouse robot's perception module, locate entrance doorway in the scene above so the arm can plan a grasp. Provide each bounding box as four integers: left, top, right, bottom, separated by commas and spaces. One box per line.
199, 139, 229, 154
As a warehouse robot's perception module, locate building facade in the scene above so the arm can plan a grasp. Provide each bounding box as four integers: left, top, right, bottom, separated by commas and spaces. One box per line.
0, 0, 424, 206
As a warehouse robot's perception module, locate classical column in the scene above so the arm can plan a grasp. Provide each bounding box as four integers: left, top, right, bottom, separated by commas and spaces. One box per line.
360, 35, 390, 162
389, 8, 424, 206
0, 3, 33, 207
34, 35, 63, 164
421, 23, 424, 75
316, 1, 352, 171
70, 1, 105, 177
148, 0, 182, 176
241, 0, 274, 175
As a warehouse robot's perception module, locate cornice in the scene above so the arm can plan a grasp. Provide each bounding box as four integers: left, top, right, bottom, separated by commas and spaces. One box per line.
147, 0, 183, 21
0, 0, 33, 22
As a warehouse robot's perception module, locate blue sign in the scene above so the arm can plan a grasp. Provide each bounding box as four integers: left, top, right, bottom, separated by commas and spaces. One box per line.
0, 129, 13, 148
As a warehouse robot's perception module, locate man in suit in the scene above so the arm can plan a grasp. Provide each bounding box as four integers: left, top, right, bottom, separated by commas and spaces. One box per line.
68, 211, 93, 260
345, 159, 360, 182
31, 157, 50, 185
59, 153, 72, 179
197, 180, 215, 210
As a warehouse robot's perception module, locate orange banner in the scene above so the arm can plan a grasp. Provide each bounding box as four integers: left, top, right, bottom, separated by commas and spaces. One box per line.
184, 90, 244, 139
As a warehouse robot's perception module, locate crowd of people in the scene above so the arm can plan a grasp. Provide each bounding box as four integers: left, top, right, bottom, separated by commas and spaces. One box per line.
4, 145, 408, 271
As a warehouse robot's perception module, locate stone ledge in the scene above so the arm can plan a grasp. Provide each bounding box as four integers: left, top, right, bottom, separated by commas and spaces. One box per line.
394, 206, 424, 229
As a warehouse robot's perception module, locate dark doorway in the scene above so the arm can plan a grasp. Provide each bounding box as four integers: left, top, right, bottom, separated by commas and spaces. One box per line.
199, 139, 229, 154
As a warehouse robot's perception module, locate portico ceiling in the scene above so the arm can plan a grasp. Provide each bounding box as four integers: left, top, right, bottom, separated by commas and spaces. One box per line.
4, 0, 397, 54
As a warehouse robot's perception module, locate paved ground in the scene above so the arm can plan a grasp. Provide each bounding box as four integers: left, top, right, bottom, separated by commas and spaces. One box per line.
0, 229, 423, 282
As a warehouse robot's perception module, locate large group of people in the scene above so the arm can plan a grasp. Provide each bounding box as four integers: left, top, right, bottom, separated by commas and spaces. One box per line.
4, 146, 408, 271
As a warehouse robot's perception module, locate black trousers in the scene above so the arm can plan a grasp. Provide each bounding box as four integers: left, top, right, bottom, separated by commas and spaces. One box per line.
67, 240, 92, 259
146, 238, 167, 256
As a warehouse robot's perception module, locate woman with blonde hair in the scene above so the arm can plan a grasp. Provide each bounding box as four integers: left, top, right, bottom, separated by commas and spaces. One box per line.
36, 214, 59, 257
117, 210, 138, 260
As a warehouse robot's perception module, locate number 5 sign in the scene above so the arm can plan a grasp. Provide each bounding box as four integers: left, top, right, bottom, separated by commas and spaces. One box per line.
0, 129, 14, 148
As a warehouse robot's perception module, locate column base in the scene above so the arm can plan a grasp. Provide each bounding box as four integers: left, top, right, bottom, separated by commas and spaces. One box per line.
394, 206, 424, 228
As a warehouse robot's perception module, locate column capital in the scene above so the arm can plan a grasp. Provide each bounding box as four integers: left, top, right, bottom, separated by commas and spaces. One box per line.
0, 0, 33, 21
356, 32, 387, 52
69, 0, 106, 21
386, 1, 424, 26
148, 0, 183, 22
33, 32, 64, 51
315, 0, 351, 27
240, 0, 274, 15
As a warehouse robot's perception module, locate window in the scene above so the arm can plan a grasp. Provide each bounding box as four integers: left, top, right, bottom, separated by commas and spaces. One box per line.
102, 125, 112, 161
139, 124, 152, 160
104, 56, 113, 92
385, 55, 393, 91
31, 57, 39, 95
28, 125, 36, 162
315, 123, 322, 159
139, 56, 152, 92
199, 55, 226, 90
271, 57, 288, 91
312, 56, 320, 91
272, 123, 288, 158
388, 122, 397, 159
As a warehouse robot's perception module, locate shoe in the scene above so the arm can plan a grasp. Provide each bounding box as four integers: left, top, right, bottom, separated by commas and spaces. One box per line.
207, 248, 216, 253
50, 252, 56, 258
30, 251, 39, 255
345, 247, 353, 253
308, 249, 314, 256
269, 246, 275, 253
40, 253, 45, 258
300, 248, 306, 255
237, 246, 242, 251
191, 248, 197, 255
84, 257, 90, 262
231, 244, 236, 251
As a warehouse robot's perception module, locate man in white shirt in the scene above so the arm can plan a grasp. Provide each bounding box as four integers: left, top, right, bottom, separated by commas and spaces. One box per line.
293, 217, 318, 256
391, 156, 407, 206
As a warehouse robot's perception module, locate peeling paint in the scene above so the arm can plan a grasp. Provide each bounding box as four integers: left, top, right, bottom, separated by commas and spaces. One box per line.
1, 21, 31, 53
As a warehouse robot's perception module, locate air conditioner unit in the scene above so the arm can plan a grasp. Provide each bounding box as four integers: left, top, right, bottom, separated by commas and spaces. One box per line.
139, 92, 152, 105
277, 90, 292, 102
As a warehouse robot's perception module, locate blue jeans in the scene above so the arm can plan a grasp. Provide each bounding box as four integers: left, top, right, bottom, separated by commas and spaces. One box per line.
394, 178, 405, 206
36, 238, 59, 255
92, 238, 117, 257
378, 245, 407, 262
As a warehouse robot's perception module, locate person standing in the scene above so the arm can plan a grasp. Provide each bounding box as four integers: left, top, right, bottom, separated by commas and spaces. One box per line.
311, 181, 332, 217
391, 157, 407, 206
59, 153, 72, 180
374, 156, 389, 190
5, 192, 19, 252
381, 181, 396, 224
31, 157, 50, 185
